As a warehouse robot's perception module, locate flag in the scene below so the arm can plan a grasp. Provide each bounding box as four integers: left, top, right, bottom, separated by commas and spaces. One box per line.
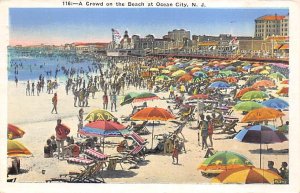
112, 28, 122, 45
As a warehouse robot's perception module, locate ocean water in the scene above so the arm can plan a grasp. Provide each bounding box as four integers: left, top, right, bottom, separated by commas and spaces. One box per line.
8, 51, 100, 83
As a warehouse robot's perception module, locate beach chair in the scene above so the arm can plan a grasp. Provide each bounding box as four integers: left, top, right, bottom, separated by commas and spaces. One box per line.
217, 120, 238, 134
46, 158, 105, 183
124, 132, 148, 146
180, 106, 196, 121
121, 145, 146, 164
7, 178, 16, 182
130, 121, 150, 135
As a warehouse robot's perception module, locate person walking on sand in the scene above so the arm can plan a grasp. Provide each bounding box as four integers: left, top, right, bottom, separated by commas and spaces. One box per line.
103, 92, 108, 110
206, 115, 214, 147
199, 114, 208, 150
172, 139, 180, 165
110, 91, 117, 112
55, 119, 70, 159
51, 93, 58, 114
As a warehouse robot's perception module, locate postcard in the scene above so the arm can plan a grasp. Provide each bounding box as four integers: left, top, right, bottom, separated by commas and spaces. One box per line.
0, 0, 299, 193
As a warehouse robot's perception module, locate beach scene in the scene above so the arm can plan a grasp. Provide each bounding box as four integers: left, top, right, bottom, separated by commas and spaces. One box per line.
7, 8, 289, 184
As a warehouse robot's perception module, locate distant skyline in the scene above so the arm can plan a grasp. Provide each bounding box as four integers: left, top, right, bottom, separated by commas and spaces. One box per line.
9, 8, 289, 46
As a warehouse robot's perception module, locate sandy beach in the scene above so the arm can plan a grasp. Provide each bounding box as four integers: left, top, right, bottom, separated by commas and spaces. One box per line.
7, 77, 289, 183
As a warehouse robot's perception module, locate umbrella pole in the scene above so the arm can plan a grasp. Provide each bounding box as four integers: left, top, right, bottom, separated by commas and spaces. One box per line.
260, 136, 262, 169
103, 137, 105, 153
151, 121, 154, 149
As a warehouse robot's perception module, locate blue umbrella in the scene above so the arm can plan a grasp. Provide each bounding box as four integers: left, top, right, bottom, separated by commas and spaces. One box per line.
193, 71, 208, 78
234, 124, 288, 168
225, 66, 236, 71
209, 81, 231, 89
262, 98, 289, 109
243, 65, 252, 70
176, 63, 189, 68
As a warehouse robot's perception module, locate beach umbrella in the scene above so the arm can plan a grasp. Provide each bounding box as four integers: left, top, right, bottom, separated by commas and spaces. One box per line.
167, 65, 180, 72
8, 124, 25, 139
79, 120, 130, 152
208, 81, 231, 89
225, 66, 236, 71
241, 61, 251, 66
252, 63, 263, 67
155, 75, 170, 81
277, 87, 288, 95
234, 125, 288, 168
235, 87, 258, 99
212, 166, 283, 184
252, 80, 276, 89
242, 65, 252, 70
240, 91, 269, 101
185, 65, 196, 71
233, 101, 263, 112
85, 109, 115, 122
131, 107, 175, 148
176, 63, 189, 69
281, 80, 289, 84
161, 69, 170, 74
219, 70, 233, 77
133, 92, 160, 103
178, 74, 193, 82
171, 70, 186, 77
120, 92, 139, 106
269, 72, 286, 80
150, 68, 159, 72
241, 107, 285, 123
225, 77, 238, 83
193, 71, 208, 78
8, 140, 32, 157
79, 120, 128, 137
198, 151, 253, 174
262, 98, 289, 109
187, 94, 209, 100
190, 67, 201, 72
259, 70, 270, 75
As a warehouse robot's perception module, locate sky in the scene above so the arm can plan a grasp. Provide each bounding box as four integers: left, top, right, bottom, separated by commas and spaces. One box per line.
9, 8, 289, 46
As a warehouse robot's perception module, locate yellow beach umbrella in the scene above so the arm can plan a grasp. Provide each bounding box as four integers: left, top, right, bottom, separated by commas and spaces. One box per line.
8, 140, 32, 157
150, 68, 159, 72
171, 70, 186, 77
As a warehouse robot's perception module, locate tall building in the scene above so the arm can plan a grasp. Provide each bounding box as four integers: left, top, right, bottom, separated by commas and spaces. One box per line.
255, 14, 289, 39
167, 29, 190, 42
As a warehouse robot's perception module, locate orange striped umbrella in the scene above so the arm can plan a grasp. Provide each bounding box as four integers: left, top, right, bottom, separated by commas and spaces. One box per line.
241, 107, 285, 123
131, 107, 175, 148
212, 166, 283, 184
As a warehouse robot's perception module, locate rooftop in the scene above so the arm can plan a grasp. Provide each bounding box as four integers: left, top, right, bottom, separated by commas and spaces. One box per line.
256, 15, 287, 21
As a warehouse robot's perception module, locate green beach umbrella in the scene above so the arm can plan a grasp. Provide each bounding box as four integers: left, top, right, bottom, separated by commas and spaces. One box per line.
269, 72, 286, 80
155, 75, 171, 81
233, 101, 264, 112
240, 91, 269, 101
120, 92, 139, 106
198, 151, 253, 173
